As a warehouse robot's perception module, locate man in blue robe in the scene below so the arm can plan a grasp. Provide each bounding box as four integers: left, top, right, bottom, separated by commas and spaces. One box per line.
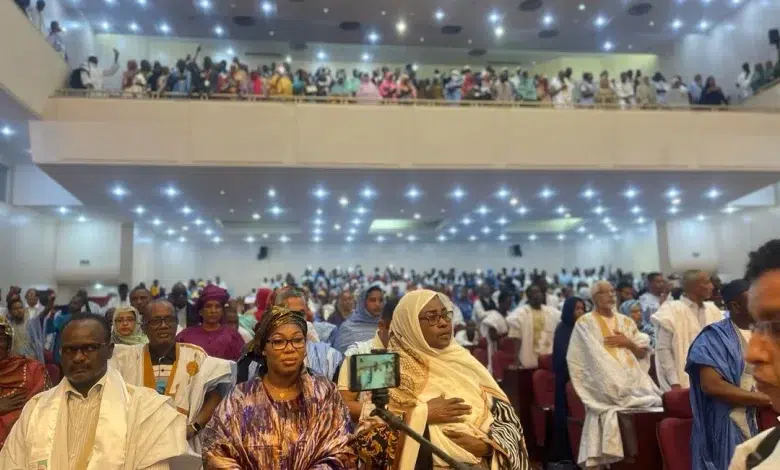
686, 279, 771, 470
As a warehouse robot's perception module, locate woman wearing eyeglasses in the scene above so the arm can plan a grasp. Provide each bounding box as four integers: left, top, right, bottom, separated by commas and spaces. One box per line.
111, 306, 148, 345
202, 305, 356, 468
353, 289, 530, 470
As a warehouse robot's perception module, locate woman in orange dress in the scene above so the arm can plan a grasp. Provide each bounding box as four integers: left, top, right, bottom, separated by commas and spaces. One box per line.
0, 316, 48, 450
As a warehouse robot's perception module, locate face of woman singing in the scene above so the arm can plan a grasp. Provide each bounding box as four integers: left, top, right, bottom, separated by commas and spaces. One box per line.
201, 300, 223, 326
418, 296, 453, 350
264, 323, 306, 377
114, 311, 137, 336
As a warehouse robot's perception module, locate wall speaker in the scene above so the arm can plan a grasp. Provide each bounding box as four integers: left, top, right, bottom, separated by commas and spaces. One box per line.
510, 244, 523, 257
257, 246, 269, 260
770, 28, 779, 46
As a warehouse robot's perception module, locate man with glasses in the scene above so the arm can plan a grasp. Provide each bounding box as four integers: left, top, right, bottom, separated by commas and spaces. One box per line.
109, 299, 234, 457
730, 240, 780, 469
687, 279, 770, 470
0, 313, 196, 469
567, 280, 661, 469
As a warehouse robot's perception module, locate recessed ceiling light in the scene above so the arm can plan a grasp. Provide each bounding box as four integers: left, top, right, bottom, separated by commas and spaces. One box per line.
351, 217, 362, 226
407, 235, 417, 242
497, 217, 508, 225
313, 217, 323, 225
448, 227, 458, 234
542, 14, 554, 25
603, 41, 614, 51
462, 217, 472, 225
0, 126, 13, 137
649, 20, 655, 26
602, 217, 612, 224
630, 205, 642, 214
159, 23, 171, 34
226, 47, 235, 56
671, 198, 681, 205
312, 236, 322, 243
406, 187, 421, 200
557, 234, 565, 241
413, 213, 421, 220
588, 233, 595, 240
355, 206, 368, 215
152, 218, 162, 226
111, 185, 127, 197
496, 187, 510, 199
671, 18, 683, 30
668, 206, 680, 214
481, 227, 491, 234
323, 7, 329, 13
339, 196, 349, 207
489, 11, 501, 24
698, 20, 710, 31
312, 227, 323, 235
128, 22, 140, 32
100, 21, 111, 31
361, 53, 372, 62
136, 0, 146, 5
181, 206, 193, 215
104, 0, 115, 4
58, 206, 69, 214
381, 10, 386, 15
77, 215, 88, 223
666, 188, 680, 198
438, 234, 447, 242
696, 214, 707, 221
316, 208, 323, 215
267, 188, 277, 198
636, 216, 646, 224
469, 235, 477, 242
722, 206, 738, 214
419, 37, 425, 42
434, 9, 445, 21
345, 235, 354, 242
334, 223, 342, 230
539, 187, 555, 199
624, 187, 639, 199
360, 187, 376, 199
582, 188, 596, 199
230, 208, 236, 214
593, 205, 605, 215
706, 188, 721, 199
204, 228, 213, 236
163, 186, 179, 197
396, 19, 407, 34
494, 26, 505, 38
451, 187, 467, 200
517, 206, 529, 215
396, 232, 403, 238
476, 205, 490, 216
316, 50, 327, 60
609, 226, 618, 233
284, 55, 292, 63
181, 225, 189, 231
194, 218, 204, 226
577, 226, 586, 233
178, 236, 187, 243
245, 236, 255, 243
509, 197, 518, 206
498, 234, 508, 241
133, 206, 145, 215
252, 213, 261, 220
529, 234, 538, 241
199, 0, 211, 9
594, 16, 607, 27
269, 205, 283, 215
731, 0, 741, 4
261, 1, 274, 14
214, 25, 224, 36
166, 228, 176, 236
262, 233, 269, 238
555, 205, 567, 214
578, 3, 586, 10
212, 236, 222, 243
313, 187, 328, 199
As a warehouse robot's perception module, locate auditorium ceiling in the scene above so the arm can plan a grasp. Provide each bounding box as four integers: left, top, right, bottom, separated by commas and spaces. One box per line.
60, 0, 753, 54
38, 165, 780, 244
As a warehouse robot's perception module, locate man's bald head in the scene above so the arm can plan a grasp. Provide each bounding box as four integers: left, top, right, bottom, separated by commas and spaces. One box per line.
682, 270, 713, 302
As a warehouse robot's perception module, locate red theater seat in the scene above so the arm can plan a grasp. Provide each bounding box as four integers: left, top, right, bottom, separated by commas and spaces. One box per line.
566, 382, 585, 460
758, 406, 780, 431
472, 347, 489, 367
531, 366, 555, 447
657, 388, 693, 470
491, 337, 518, 382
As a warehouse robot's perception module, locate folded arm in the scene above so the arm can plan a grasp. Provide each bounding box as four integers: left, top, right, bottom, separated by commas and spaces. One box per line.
699, 366, 771, 407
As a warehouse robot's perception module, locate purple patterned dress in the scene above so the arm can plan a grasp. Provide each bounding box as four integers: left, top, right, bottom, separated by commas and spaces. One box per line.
202, 371, 356, 469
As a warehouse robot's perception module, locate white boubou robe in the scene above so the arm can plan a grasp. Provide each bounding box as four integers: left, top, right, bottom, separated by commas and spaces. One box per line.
729, 418, 780, 470
0, 367, 198, 470
651, 299, 723, 391
506, 304, 561, 368
567, 312, 662, 468
109, 342, 235, 455
478, 309, 509, 374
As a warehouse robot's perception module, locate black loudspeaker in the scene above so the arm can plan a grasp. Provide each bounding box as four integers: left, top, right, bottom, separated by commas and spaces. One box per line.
257, 246, 269, 260
511, 244, 523, 257
770, 28, 779, 46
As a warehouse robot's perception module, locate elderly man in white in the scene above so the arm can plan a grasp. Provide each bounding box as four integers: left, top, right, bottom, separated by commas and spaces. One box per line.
567, 280, 662, 469
651, 269, 723, 391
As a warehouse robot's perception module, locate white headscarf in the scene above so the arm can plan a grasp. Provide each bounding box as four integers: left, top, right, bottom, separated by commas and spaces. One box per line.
389, 289, 509, 467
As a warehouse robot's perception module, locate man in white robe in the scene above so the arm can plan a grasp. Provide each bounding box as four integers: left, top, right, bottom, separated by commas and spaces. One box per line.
110, 300, 234, 456
507, 284, 560, 368
0, 313, 198, 469
651, 270, 723, 391
567, 281, 662, 469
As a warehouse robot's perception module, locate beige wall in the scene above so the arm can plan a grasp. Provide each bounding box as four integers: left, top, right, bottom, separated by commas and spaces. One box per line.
532, 55, 660, 80
34, 97, 780, 171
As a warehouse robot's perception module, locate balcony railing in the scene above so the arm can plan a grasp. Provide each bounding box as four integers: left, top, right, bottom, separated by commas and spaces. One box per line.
53, 89, 780, 113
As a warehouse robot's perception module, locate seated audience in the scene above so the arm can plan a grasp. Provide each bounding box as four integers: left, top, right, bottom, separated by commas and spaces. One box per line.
4, 297, 45, 362
507, 284, 561, 368
619, 299, 656, 350
652, 270, 723, 391
454, 320, 481, 347
0, 317, 48, 450
326, 290, 355, 327
176, 284, 244, 361
552, 297, 586, 462
110, 299, 234, 455
44, 294, 85, 364
687, 279, 770, 470
110, 305, 148, 345
0, 314, 196, 468
202, 306, 356, 467
354, 289, 530, 469
332, 285, 385, 353
567, 281, 661, 469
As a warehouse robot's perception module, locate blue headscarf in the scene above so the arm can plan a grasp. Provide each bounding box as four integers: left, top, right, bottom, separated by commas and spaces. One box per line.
552, 296, 584, 461
331, 285, 383, 352
453, 286, 474, 322
619, 299, 656, 348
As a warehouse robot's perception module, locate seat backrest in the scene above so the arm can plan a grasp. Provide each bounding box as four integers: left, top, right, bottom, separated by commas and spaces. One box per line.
657, 417, 693, 470
472, 347, 489, 367
477, 337, 488, 349
532, 369, 555, 408
758, 406, 780, 431
498, 336, 518, 355
491, 350, 515, 381
537, 354, 553, 371
566, 382, 586, 420
662, 388, 692, 419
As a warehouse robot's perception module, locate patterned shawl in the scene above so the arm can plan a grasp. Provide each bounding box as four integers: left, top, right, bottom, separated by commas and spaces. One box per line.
201, 371, 356, 469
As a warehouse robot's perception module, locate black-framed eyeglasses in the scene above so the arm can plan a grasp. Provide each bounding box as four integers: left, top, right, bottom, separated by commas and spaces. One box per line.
751, 320, 780, 337
61, 342, 109, 356
268, 337, 306, 351
145, 317, 178, 329
418, 311, 454, 326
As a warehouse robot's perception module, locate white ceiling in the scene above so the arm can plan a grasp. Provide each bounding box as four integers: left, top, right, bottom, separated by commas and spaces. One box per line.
38, 164, 780, 244
63, 0, 749, 54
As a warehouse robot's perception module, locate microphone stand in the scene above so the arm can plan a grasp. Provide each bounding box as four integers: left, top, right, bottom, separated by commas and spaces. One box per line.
369, 388, 473, 470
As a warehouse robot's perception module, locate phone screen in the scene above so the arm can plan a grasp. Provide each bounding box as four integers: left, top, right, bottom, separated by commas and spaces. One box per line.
348, 352, 401, 392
